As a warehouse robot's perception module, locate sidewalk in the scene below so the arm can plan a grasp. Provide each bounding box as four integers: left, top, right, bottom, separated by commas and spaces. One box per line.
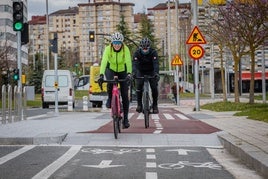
0, 99, 267, 178
176, 101, 268, 179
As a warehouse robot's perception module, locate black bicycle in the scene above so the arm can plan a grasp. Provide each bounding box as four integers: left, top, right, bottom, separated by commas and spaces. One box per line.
135, 75, 155, 128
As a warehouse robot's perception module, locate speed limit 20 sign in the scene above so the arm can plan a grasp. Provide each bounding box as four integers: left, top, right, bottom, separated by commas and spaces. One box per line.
189, 45, 204, 60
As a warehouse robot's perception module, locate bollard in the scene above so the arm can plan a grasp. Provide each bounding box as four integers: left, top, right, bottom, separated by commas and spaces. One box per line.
67, 96, 73, 111
83, 96, 88, 111
8, 85, 12, 123
1, 85, 6, 124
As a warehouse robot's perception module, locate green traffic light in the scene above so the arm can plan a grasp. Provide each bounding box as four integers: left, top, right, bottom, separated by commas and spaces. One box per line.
13, 74, 19, 81
14, 22, 23, 31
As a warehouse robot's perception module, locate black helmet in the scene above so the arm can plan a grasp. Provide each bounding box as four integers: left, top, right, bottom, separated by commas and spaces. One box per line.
140, 37, 151, 49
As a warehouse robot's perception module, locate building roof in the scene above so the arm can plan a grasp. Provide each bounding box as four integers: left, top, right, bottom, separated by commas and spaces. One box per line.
50, 7, 78, 16
147, 2, 191, 11
78, 1, 134, 7
134, 13, 147, 23
29, 15, 46, 25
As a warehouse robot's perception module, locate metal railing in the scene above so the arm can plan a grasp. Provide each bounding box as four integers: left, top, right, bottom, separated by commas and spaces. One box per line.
1, 85, 27, 124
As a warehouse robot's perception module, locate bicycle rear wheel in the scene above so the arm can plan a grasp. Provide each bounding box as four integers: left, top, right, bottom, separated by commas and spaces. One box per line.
143, 92, 150, 128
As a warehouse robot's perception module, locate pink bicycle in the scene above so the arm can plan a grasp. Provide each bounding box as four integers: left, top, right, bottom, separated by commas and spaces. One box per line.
100, 76, 126, 139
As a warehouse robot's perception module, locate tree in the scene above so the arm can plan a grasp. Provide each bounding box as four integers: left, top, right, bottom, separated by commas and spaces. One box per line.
231, 0, 268, 104
207, 3, 249, 103
116, 14, 137, 54
205, 8, 228, 101
138, 14, 158, 50
27, 52, 44, 93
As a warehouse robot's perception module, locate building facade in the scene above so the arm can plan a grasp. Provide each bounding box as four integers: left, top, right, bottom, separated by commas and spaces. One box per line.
0, 0, 28, 70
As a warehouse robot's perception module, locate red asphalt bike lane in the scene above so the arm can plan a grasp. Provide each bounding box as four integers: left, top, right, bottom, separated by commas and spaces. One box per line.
82, 107, 220, 134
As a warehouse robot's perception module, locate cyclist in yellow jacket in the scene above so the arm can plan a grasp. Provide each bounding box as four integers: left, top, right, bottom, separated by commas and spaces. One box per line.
98, 32, 132, 128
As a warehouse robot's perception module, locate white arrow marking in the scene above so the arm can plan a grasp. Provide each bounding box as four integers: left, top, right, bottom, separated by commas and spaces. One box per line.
166, 149, 199, 155
83, 160, 125, 169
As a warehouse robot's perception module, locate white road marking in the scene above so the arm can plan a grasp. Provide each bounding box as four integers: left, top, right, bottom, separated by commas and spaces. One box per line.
146, 148, 155, 153
166, 149, 199, 155
137, 113, 143, 119
163, 113, 174, 120
0, 145, 35, 165
83, 160, 124, 168
146, 172, 158, 179
153, 130, 162, 134
32, 145, 81, 179
146, 162, 157, 168
128, 113, 134, 119
175, 113, 190, 120
27, 114, 47, 120
146, 154, 156, 159
151, 114, 159, 120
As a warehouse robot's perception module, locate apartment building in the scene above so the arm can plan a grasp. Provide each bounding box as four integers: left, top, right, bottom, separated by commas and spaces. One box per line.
77, 0, 134, 68
28, 16, 47, 68
0, 0, 28, 69
147, 2, 192, 71
49, 7, 80, 69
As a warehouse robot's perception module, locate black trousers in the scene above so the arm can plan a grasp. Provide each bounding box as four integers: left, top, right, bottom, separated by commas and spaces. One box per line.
105, 68, 129, 118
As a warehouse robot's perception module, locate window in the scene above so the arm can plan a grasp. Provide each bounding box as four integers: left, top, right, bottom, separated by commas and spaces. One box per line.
45, 75, 68, 87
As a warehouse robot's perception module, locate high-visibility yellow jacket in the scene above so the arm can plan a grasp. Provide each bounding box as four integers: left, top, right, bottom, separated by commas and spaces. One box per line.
100, 44, 132, 75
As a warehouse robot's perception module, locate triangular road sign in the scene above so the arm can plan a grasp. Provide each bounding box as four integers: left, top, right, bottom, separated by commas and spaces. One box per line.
186, 26, 206, 44
171, 54, 183, 66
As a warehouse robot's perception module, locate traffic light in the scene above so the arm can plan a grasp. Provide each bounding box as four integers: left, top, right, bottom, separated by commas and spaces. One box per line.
13, 69, 19, 81
49, 33, 58, 53
13, 2, 24, 31
21, 22, 29, 45
89, 31, 95, 42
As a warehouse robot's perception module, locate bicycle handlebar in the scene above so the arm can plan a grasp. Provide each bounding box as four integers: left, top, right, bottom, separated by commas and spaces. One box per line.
134, 75, 155, 80
96, 76, 128, 91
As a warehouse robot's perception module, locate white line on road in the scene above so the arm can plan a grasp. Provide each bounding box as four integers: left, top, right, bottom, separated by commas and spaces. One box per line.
146, 154, 156, 159
32, 145, 81, 179
146, 172, 158, 179
163, 113, 174, 120
0, 145, 35, 165
137, 113, 143, 119
175, 113, 190, 120
146, 148, 155, 153
151, 114, 159, 120
146, 162, 157, 168
128, 113, 134, 119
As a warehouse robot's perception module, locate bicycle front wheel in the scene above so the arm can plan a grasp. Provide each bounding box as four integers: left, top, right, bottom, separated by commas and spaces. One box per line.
113, 116, 119, 139
111, 95, 120, 138
143, 92, 150, 128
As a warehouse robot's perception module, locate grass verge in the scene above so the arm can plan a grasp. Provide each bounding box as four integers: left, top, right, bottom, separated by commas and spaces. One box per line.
201, 101, 268, 123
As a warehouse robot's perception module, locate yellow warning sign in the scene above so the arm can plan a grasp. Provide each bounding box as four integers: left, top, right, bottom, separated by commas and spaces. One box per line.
186, 26, 206, 44
171, 54, 183, 66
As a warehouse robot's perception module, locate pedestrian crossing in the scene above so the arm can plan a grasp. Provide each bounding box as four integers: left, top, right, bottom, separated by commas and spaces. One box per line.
129, 112, 191, 121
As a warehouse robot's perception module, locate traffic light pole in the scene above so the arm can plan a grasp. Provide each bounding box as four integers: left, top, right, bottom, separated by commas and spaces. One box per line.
17, 31, 23, 119
54, 53, 59, 115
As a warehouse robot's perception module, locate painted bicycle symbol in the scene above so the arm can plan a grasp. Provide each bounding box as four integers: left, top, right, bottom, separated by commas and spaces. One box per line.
159, 161, 222, 170
81, 148, 141, 155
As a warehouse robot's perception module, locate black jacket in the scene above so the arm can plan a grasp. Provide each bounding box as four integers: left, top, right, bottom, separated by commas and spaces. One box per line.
132, 48, 159, 75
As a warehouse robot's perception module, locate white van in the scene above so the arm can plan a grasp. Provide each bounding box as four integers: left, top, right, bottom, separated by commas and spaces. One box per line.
41, 70, 75, 108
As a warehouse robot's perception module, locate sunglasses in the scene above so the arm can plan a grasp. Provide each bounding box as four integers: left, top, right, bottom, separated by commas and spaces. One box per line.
112, 41, 122, 45
142, 47, 149, 50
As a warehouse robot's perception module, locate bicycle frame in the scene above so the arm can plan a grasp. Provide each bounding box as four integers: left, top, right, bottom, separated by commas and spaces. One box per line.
135, 75, 155, 128
100, 76, 126, 139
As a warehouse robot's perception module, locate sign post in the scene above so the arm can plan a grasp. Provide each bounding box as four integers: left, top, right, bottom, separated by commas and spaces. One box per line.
171, 54, 183, 105
186, 20, 207, 111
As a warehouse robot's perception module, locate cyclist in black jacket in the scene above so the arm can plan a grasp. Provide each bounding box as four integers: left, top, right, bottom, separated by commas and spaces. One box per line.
132, 37, 160, 114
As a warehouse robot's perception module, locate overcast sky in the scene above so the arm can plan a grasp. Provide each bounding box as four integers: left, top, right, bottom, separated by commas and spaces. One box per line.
28, 0, 190, 19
